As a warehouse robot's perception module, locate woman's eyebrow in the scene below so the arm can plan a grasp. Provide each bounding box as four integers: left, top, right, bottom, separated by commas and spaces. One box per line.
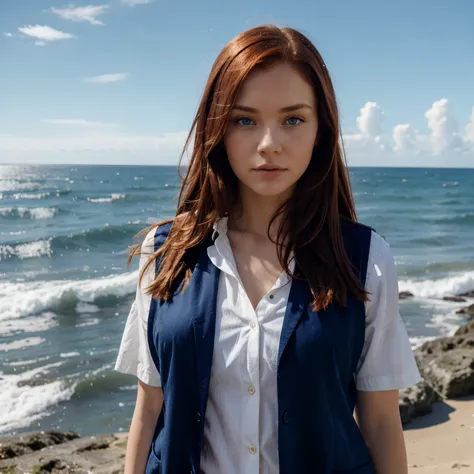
232, 103, 313, 113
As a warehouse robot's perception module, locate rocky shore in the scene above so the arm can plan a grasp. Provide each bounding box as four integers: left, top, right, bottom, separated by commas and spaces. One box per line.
1, 292, 473, 474
399, 290, 474, 425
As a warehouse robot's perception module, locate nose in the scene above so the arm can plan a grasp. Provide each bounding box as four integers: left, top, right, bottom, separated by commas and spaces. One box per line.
257, 126, 282, 156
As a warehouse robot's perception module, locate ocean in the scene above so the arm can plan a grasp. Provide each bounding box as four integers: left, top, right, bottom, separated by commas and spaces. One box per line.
0, 164, 473, 436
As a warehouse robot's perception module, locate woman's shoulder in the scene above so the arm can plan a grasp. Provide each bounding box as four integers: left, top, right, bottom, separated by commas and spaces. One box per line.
142, 213, 192, 253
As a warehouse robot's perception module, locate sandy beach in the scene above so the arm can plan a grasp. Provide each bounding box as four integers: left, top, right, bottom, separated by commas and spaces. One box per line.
405, 396, 474, 473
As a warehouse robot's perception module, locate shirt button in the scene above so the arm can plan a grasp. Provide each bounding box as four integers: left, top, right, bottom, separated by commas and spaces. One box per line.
196, 412, 201, 423
248, 444, 257, 455
269, 294, 274, 300
248, 385, 255, 395
250, 320, 256, 328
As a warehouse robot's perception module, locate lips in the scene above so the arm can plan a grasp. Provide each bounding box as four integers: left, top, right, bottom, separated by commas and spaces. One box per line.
254, 165, 286, 171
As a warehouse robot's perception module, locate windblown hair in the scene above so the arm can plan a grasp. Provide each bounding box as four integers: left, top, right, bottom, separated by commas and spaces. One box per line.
129, 24, 368, 310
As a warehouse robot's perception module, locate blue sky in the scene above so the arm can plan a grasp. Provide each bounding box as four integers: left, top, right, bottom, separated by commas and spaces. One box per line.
1, 0, 473, 167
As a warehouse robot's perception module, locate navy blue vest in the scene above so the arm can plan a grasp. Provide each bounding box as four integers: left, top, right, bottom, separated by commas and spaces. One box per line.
145, 219, 375, 474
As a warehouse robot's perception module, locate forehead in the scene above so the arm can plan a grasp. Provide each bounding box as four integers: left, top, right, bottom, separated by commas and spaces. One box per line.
235, 62, 316, 108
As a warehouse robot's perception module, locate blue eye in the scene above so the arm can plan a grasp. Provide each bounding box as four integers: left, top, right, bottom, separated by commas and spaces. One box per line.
236, 117, 254, 126
285, 117, 303, 126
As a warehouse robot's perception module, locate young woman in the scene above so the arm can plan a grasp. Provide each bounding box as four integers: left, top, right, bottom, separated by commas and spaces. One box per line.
115, 24, 420, 474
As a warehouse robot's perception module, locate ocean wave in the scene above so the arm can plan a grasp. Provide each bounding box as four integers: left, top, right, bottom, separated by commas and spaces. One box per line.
421, 212, 474, 226
0, 336, 46, 352
11, 192, 51, 200
73, 366, 129, 399
0, 207, 58, 219
0, 270, 138, 322
0, 239, 52, 260
53, 224, 140, 250
87, 193, 125, 203
399, 271, 474, 299
0, 312, 58, 337
0, 362, 75, 434
0, 180, 42, 192
0, 223, 142, 260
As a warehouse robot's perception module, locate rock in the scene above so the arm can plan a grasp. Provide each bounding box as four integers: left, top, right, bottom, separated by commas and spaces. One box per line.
399, 291, 414, 300
0, 430, 127, 474
415, 321, 474, 399
443, 296, 467, 303
455, 318, 474, 336
456, 304, 474, 316
0, 431, 79, 460
399, 380, 439, 425
457, 290, 474, 298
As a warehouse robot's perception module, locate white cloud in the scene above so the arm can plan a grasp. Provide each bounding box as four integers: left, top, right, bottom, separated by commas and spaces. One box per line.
50, 4, 110, 26
35, 41, 47, 47
465, 106, 474, 143
424, 98, 461, 154
85, 73, 129, 84
343, 99, 474, 167
356, 102, 384, 137
342, 102, 388, 153
121, 0, 154, 5
4, 32, 13, 37
18, 25, 76, 42
393, 124, 415, 152
42, 119, 119, 127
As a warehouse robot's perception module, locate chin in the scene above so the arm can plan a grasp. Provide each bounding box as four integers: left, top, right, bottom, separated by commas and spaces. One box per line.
248, 181, 294, 198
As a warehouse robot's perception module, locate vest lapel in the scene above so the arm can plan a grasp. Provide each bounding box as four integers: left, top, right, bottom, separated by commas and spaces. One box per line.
192, 242, 221, 412
277, 276, 314, 369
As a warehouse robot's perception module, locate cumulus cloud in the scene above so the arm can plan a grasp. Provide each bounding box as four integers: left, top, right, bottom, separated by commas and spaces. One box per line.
50, 4, 110, 26
121, 0, 154, 5
42, 119, 119, 127
4, 32, 13, 37
465, 106, 474, 143
35, 41, 47, 47
18, 25, 76, 42
356, 102, 384, 137
424, 98, 461, 154
342, 102, 389, 153
84, 73, 129, 84
343, 98, 474, 167
393, 124, 416, 152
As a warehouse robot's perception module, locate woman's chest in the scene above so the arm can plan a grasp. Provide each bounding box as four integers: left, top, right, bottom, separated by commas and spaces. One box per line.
211, 271, 291, 378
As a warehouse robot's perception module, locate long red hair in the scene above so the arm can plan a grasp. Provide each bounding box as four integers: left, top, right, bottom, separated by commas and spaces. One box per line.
130, 24, 368, 310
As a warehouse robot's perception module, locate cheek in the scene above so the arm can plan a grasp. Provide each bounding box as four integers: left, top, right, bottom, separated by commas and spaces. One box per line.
291, 132, 315, 169
224, 131, 252, 171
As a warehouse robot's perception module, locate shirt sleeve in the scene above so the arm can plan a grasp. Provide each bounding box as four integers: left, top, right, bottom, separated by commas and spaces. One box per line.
355, 231, 421, 391
114, 227, 162, 387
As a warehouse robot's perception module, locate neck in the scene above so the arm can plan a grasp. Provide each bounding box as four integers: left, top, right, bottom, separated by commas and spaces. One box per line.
229, 185, 291, 240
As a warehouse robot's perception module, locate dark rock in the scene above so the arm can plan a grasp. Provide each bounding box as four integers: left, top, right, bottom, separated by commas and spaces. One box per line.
399, 291, 414, 300
0, 432, 126, 474
456, 304, 474, 316
457, 290, 474, 298
399, 380, 439, 425
415, 321, 474, 399
455, 318, 474, 336
443, 296, 467, 303
0, 431, 80, 460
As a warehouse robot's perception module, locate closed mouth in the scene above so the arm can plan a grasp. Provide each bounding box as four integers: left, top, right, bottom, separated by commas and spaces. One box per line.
254, 166, 286, 171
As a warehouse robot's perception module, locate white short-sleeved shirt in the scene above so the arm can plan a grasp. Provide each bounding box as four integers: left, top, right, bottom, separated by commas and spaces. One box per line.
115, 218, 421, 474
